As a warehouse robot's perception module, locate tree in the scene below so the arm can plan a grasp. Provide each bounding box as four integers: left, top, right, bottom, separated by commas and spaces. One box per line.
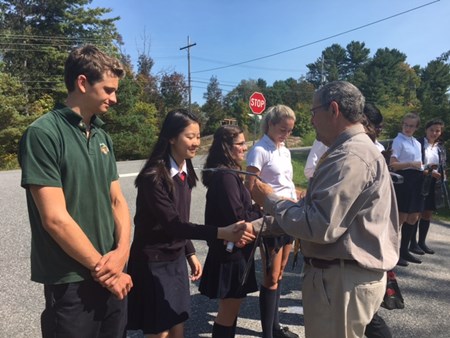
417, 58, 450, 137
0, 71, 52, 169
0, 0, 122, 102
223, 79, 261, 132
306, 44, 347, 86
159, 71, 188, 115
201, 76, 225, 135
344, 41, 370, 85
106, 101, 159, 160
360, 48, 419, 106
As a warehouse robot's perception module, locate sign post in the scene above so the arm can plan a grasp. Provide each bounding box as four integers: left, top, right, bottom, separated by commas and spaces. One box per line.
249, 92, 266, 144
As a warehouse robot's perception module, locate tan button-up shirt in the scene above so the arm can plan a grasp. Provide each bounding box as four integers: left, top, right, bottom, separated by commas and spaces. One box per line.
264, 124, 400, 271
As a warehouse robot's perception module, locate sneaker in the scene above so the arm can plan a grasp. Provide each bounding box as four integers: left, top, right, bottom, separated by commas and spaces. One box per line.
273, 326, 299, 338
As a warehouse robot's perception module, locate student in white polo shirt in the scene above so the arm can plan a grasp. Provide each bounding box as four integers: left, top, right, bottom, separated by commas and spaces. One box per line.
389, 112, 424, 266
246, 105, 299, 338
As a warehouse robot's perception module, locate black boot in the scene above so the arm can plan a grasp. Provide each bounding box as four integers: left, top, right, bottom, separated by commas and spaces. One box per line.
260, 285, 277, 338
365, 312, 392, 338
418, 219, 435, 254
396, 256, 409, 267
400, 223, 422, 264
212, 322, 235, 338
409, 221, 425, 255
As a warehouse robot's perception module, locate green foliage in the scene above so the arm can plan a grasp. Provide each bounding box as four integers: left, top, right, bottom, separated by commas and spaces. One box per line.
378, 103, 412, 140
106, 101, 158, 160
201, 76, 225, 135
0, 0, 449, 173
0, 0, 122, 102
0, 72, 27, 169
360, 48, 420, 106
291, 151, 309, 190
159, 72, 188, 114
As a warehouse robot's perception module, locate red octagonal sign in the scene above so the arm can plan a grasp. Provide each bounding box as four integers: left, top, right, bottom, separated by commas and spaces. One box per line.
249, 92, 266, 115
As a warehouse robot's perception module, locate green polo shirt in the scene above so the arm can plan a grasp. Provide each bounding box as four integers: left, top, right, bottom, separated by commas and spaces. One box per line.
19, 104, 119, 284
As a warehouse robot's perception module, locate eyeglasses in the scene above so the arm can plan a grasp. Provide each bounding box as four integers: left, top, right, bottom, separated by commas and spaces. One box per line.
233, 141, 246, 147
310, 103, 328, 117
403, 123, 417, 129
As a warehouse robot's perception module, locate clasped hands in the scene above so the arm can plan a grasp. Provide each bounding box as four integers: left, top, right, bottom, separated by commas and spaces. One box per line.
91, 249, 133, 300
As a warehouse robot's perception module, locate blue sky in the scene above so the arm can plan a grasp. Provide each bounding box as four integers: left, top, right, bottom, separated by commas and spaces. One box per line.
90, 0, 449, 105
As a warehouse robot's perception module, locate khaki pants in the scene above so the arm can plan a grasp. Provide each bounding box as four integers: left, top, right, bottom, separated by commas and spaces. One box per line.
302, 261, 386, 338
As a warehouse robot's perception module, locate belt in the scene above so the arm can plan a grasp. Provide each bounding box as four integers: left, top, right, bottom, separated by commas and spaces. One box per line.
303, 257, 358, 269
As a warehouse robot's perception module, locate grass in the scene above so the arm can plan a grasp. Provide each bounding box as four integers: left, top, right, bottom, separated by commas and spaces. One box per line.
290, 152, 450, 222
291, 151, 309, 190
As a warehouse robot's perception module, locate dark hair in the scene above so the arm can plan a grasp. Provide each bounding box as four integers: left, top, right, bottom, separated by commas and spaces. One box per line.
202, 125, 244, 188
135, 109, 200, 191
363, 103, 383, 142
315, 81, 365, 123
64, 44, 124, 92
425, 118, 444, 130
363, 103, 383, 126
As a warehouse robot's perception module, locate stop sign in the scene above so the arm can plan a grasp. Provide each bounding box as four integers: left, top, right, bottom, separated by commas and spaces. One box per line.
249, 92, 266, 115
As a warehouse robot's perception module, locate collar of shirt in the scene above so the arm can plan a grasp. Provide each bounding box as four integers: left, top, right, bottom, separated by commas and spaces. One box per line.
57, 103, 104, 131
169, 156, 187, 178
261, 134, 284, 150
326, 124, 366, 154
397, 132, 415, 144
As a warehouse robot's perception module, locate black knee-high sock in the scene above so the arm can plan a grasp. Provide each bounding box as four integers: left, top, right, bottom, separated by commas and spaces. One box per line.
400, 222, 422, 263
273, 282, 282, 331
418, 219, 435, 254
409, 220, 419, 247
401, 222, 419, 255
212, 322, 235, 338
260, 285, 277, 338
231, 317, 237, 337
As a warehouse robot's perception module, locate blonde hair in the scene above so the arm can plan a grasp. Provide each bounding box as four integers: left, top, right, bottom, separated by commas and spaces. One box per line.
402, 112, 420, 128
261, 104, 296, 134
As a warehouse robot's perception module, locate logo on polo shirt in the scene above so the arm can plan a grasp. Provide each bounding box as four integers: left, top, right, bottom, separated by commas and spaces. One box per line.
99, 143, 110, 155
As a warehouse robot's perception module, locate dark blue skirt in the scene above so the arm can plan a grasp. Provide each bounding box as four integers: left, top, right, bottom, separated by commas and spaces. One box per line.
199, 241, 258, 299
127, 254, 190, 334
394, 169, 425, 213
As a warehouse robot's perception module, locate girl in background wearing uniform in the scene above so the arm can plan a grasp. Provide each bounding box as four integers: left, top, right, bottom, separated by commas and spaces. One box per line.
409, 118, 447, 255
389, 112, 424, 267
127, 110, 254, 338
199, 125, 262, 338
246, 105, 299, 338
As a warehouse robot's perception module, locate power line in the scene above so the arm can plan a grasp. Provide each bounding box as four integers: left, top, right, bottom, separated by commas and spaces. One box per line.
192, 0, 440, 74
192, 56, 304, 73
0, 33, 107, 43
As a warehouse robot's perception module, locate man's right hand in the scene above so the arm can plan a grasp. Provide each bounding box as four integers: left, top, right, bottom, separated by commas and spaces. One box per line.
219, 221, 255, 244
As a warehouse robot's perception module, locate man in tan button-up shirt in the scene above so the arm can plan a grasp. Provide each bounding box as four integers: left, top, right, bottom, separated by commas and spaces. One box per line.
251, 81, 400, 338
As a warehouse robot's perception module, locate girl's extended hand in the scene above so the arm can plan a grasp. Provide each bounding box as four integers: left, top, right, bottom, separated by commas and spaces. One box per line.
218, 221, 255, 244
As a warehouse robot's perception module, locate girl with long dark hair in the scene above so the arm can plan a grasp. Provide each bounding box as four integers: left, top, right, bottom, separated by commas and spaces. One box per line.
127, 110, 254, 338
199, 125, 262, 337
409, 118, 447, 255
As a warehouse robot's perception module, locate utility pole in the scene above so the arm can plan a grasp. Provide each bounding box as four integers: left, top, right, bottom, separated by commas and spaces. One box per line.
320, 52, 325, 88
180, 36, 196, 112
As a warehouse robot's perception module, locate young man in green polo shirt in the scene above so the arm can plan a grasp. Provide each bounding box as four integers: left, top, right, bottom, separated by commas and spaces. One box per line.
19, 45, 132, 338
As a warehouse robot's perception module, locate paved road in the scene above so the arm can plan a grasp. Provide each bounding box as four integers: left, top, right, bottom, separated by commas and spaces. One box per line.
1, 158, 449, 337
